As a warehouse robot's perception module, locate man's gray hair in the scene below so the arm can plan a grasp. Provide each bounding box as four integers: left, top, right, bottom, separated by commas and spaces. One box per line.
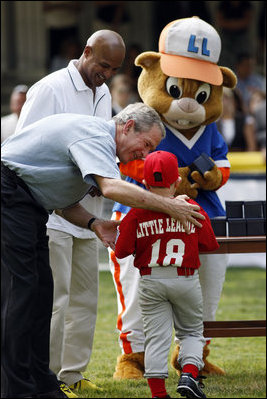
113, 102, 166, 139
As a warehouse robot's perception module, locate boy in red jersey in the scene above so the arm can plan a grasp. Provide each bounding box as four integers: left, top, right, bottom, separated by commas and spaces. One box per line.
115, 151, 219, 398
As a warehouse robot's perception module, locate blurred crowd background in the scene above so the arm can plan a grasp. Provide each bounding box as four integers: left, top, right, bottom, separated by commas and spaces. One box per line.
1, 1, 266, 153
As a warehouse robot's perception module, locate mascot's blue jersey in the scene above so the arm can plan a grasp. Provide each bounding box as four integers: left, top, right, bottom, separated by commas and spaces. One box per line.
113, 122, 230, 218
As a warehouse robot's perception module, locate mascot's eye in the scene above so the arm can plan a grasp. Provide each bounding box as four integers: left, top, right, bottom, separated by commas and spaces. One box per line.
166, 77, 182, 99
195, 83, 211, 104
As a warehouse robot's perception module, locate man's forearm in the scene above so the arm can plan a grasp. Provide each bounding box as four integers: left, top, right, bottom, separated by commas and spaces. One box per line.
97, 177, 172, 213
95, 177, 204, 229
95, 176, 205, 233
56, 204, 96, 229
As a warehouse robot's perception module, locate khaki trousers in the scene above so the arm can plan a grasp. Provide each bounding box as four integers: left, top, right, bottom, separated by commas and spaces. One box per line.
48, 229, 98, 386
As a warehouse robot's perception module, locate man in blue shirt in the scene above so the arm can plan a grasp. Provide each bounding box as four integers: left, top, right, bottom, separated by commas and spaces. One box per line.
1, 103, 205, 399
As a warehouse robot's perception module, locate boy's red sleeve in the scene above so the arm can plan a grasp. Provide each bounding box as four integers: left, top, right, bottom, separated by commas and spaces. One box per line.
191, 202, 219, 252
119, 159, 145, 183
115, 210, 138, 259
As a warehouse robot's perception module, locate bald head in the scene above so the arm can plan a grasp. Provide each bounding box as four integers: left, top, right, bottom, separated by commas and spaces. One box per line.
76, 30, 126, 92
86, 30, 125, 51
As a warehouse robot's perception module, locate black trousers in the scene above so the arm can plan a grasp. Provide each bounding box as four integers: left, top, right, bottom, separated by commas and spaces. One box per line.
1, 164, 59, 397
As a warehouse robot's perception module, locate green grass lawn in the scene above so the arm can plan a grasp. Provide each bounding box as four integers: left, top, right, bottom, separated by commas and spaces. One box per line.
79, 267, 266, 398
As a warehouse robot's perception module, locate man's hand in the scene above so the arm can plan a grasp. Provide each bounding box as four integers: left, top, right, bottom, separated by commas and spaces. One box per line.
171, 195, 205, 233
94, 176, 205, 235
91, 219, 121, 250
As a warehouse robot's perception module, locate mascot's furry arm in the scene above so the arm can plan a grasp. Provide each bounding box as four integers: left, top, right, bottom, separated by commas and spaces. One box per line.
190, 165, 230, 191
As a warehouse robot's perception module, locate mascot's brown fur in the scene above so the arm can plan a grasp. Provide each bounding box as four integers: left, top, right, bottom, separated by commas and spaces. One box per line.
114, 20, 237, 380
170, 340, 225, 376
113, 352, 144, 380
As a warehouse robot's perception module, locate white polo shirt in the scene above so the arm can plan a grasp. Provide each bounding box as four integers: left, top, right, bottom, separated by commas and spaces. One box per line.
15, 60, 112, 238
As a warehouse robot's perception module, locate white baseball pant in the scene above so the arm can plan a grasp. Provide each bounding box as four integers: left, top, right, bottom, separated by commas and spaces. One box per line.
139, 267, 205, 378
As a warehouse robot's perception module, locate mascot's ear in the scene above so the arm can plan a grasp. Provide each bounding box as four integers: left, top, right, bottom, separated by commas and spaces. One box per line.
135, 51, 161, 69
220, 66, 237, 89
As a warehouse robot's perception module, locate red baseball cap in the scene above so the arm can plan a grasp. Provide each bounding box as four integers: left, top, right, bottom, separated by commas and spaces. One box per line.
144, 151, 179, 188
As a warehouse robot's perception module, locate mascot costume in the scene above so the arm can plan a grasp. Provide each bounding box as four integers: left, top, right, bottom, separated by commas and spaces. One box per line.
108, 16, 237, 379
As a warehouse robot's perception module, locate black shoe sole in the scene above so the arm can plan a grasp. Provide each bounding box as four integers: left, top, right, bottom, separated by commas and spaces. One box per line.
177, 386, 206, 398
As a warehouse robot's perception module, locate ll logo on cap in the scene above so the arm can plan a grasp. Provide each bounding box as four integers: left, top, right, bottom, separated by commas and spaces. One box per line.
188, 35, 210, 57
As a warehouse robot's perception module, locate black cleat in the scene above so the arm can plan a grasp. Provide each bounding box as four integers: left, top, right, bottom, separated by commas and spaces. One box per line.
177, 372, 206, 398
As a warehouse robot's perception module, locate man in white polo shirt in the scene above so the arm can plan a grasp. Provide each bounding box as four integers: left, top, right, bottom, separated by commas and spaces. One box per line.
15, 30, 125, 397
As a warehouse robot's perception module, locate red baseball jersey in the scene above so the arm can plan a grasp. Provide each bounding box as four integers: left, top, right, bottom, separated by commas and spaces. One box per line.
115, 199, 219, 275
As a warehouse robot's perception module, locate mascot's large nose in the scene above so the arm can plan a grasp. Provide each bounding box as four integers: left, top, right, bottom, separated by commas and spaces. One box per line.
178, 98, 199, 113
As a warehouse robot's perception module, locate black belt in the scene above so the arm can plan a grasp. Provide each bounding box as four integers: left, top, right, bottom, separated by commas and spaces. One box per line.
1, 162, 33, 197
